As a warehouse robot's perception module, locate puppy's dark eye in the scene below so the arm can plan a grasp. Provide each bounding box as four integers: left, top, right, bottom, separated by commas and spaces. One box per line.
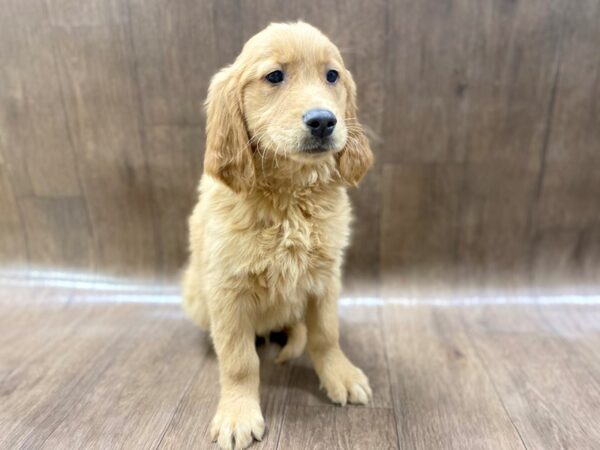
326, 70, 339, 84
265, 70, 284, 84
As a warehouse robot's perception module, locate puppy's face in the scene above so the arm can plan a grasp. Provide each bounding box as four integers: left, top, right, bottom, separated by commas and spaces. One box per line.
204, 22, 373, 191
241, 24, 349, 159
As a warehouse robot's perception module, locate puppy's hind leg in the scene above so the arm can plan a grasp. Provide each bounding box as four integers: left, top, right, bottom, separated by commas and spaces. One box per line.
275, 322, 307, 364
181, 262, 210, 331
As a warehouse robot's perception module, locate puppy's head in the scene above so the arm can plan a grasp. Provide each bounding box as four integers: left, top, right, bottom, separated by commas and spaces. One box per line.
204, 22, 373, 192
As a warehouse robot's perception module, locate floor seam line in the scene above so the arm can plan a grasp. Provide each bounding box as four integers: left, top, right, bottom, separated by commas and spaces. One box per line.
461, 315, 529, 450
272, 357, 293, 450
154, 352, 205, 449
378, 305, 402, 450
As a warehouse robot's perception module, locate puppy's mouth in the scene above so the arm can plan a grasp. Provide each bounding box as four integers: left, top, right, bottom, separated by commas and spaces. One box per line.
299, 137, 339, 154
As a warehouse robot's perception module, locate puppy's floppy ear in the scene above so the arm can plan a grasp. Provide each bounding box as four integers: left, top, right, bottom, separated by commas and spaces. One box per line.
204, 66, 254, 192
337, 70, 374, 186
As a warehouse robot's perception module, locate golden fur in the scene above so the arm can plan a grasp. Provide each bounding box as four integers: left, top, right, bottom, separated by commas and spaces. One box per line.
182, 22, 373, 450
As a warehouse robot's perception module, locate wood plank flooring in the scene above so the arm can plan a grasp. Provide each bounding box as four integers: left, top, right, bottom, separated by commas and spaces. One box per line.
1, 282, 600, 449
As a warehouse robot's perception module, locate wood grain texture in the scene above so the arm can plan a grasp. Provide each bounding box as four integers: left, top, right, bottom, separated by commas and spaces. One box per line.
382, 305, 526, 450
0, 0, 82, 199
277, 405, 398, 450
0, 167, 27, 263
2, 283, 600, 449
0, 0, 598, 294
380, 164, 463, 297
463, 305, 600, 449
546, 0, 600, 164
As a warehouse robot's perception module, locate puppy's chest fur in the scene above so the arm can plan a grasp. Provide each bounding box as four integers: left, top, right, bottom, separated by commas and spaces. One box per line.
203, 178, 350, 329
249, 187, 348, 291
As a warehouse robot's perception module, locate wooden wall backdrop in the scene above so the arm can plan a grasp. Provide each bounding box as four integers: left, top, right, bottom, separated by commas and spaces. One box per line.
0, 0, 599, 295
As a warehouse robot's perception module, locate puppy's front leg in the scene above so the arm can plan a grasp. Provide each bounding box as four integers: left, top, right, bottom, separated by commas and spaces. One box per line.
210, 297, 264, 450
306, 283, 372, 406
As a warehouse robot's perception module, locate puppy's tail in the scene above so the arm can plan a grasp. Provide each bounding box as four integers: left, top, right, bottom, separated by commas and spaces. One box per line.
275, 322, 307, 364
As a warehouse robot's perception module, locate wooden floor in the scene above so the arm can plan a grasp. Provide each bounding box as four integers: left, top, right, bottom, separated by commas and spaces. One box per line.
1, 280, 600, 450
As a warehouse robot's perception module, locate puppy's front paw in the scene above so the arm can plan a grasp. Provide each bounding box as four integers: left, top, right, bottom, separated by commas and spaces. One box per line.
317, 355, 372, 406
210, 398, 265, 450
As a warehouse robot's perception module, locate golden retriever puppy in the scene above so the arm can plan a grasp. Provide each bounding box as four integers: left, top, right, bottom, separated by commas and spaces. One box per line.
182, 21, 373, 450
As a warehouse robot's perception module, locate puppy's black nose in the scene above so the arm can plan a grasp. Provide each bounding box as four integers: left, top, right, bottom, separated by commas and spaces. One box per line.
303, 109, 337, 139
